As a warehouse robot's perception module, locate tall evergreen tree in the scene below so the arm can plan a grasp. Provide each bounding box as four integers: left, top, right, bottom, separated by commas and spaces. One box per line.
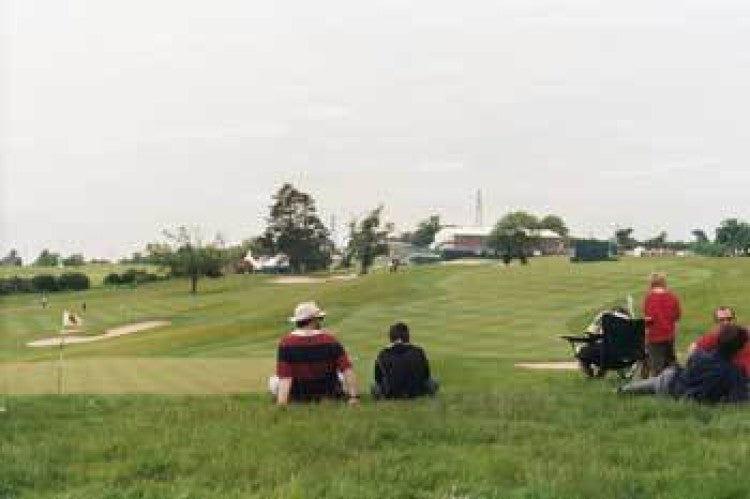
262, 183, 333, 273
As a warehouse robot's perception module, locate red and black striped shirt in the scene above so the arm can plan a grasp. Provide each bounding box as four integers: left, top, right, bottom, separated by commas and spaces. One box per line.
276, 330, 352, 401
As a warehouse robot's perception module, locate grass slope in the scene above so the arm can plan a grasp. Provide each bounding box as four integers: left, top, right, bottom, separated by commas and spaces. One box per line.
1, 257, 750, 498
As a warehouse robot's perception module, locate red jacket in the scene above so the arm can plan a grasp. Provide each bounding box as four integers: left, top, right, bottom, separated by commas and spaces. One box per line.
695, 328, 750, 376
643, 288, 681, 343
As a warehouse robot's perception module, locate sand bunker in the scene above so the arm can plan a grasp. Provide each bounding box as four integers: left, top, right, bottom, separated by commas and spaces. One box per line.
440, 259, 489, 266
272, 274, 357, 284
27, 320, 170, 348
515, 361, 580, 370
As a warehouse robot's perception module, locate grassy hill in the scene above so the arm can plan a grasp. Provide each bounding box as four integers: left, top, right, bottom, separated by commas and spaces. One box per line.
2, 256, 750, 497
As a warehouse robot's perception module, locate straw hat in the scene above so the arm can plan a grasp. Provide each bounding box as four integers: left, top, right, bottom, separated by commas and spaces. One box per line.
289, 301, 326, 323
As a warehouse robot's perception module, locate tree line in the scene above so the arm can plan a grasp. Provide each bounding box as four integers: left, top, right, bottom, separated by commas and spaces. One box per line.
0, 272, 90, 295
125, 184, 392, 293
614, 218, 750, 256
3, 184, 747, 294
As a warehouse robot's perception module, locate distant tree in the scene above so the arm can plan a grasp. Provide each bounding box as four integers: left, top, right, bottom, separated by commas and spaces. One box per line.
155, 226, 228, 293
412, 215, 442, 247
346, 206, 392, 274
488, 211, 540, 262
260, 183, 333, 273
715, 218, 750, 255
644, 231, 668, 250
33, 249, 60, 267
396, 231, 415, 244
142, 243, 172, 263
691, 229, 709, 244
498, 211, 539, 231
488, 226, 527, 263
245, 233, 275, 257
614, 228, 638, 250
538, 214, 569, 237
62, 253, 85, 267
693, 241, 726, 257
120, 252, 143, 264
0, 249, 22, 266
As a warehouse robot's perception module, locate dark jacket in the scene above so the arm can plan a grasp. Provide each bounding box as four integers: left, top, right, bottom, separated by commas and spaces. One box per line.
676, 350, 748, 403
374, 342, 431, 398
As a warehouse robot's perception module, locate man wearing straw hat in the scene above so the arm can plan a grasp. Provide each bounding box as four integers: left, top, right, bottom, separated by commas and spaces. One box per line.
269, 301, 359, 405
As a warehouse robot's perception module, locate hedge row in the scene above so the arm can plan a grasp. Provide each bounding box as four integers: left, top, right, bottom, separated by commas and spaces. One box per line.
0, 272, 90, 295
103, 269, 162, 286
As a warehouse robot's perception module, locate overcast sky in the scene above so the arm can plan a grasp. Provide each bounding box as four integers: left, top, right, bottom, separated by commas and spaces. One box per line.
1, 0, 749, 261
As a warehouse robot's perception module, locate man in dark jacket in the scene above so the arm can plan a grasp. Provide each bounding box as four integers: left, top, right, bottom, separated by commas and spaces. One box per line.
618, 324, 748, 404
371, 322, 438, 399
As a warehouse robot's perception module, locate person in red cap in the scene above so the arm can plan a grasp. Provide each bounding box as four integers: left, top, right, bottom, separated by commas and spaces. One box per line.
269, 301, 359, 405
643, 272, 681, 376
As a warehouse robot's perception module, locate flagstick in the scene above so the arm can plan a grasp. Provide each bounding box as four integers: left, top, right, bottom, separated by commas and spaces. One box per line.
58, 334, 65, 395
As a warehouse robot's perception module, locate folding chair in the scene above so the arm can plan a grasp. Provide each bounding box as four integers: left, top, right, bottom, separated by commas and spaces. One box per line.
561, 313, 646, 379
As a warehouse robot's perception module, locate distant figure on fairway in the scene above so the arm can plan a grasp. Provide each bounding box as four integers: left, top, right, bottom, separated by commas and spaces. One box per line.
371, 322, 438, 399
618, 324, 748, 404
41, 294, 48, 308
389, 257, 402, 273
643, 272, 681, 376
269, 301, 359, 405
82, 302, 87, 313
689, 307, 750, 376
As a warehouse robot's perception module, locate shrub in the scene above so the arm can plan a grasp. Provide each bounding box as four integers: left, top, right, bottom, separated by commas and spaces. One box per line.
0, 277, 33, 294
205, 268, 223, 278
104, 270, 161, 287
103, 273, 121, 286
62, 254, 85, 266
141, 272, 160, 283
57, 272, 90, 291
31, 274, 58, 292
119, 270, 137, 285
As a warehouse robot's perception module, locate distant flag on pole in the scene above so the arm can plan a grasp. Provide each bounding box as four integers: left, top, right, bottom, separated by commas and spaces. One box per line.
626, 295, 635, 317
62, 310, 83, 333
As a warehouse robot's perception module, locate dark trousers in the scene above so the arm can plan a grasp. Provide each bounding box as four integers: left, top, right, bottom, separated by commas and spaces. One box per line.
646, 340, 676, 376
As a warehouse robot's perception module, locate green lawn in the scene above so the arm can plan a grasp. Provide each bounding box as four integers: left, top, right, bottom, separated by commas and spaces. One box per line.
1, 257, 750, 498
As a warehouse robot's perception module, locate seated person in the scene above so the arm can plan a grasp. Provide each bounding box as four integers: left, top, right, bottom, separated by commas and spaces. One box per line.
269, 301, 359, 405
371, 322, 438, 399
618, 324, 749, 404
688, 306, 750, 377
576, 307, 631, 376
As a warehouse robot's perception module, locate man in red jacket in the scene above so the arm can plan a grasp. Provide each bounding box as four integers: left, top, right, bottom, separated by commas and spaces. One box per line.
643, 272, 681, 376
689, 307, 750, 376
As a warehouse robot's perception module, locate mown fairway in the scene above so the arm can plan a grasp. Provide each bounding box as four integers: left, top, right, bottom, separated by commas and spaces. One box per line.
2, 257, 750, 498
